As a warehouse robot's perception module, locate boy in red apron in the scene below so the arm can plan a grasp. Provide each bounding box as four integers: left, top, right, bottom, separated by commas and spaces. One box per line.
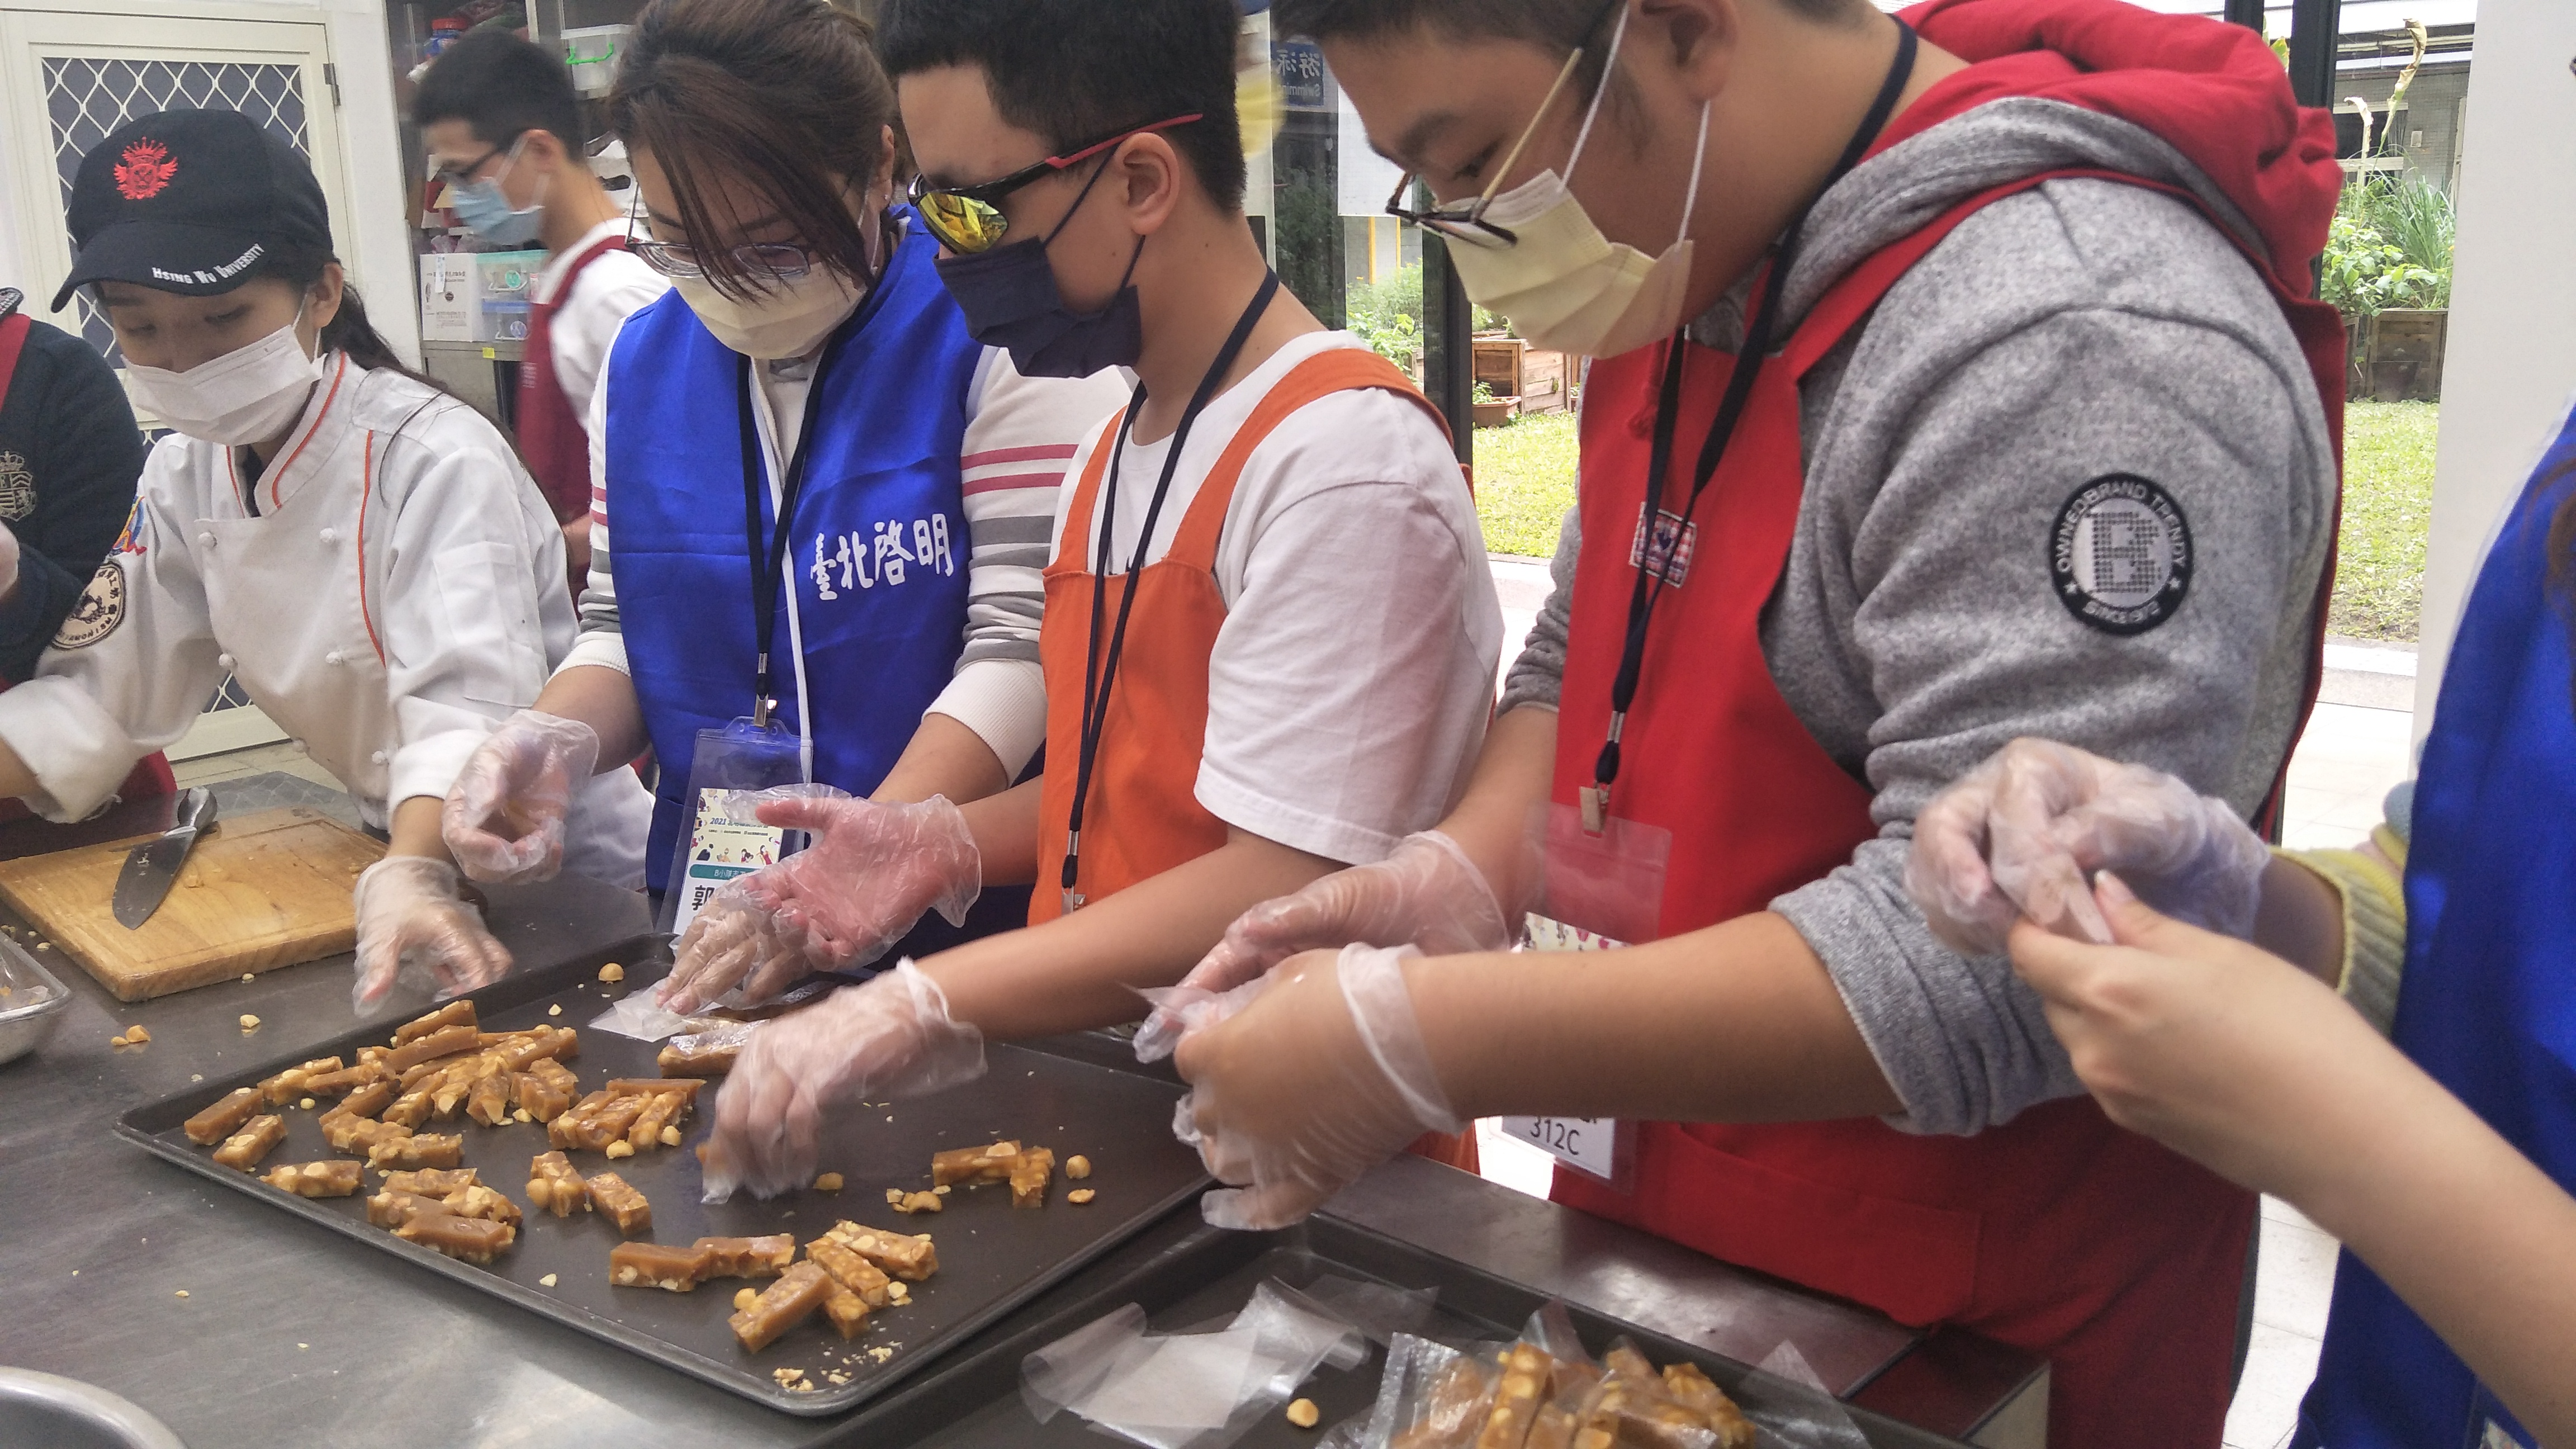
1162, 1, 2345, 1445
414, 29, 669, 583
689, 0, 1499, 1199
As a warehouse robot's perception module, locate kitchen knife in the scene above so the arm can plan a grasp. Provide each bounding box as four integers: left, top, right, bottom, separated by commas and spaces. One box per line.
112, 787, 219, 929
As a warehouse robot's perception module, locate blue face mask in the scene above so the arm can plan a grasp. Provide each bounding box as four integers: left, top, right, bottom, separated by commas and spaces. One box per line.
934, 157, 1143, 380
449, 138, 546, 247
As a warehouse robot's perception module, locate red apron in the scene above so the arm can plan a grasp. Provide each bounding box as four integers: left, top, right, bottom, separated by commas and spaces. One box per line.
515, 233, 630, 525
1547, 173, 2343, 1447
0, 305, 173, 822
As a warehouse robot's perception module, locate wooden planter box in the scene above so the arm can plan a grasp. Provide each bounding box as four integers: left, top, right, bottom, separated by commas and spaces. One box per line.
1472, 397, 1520, 428
2347, 308, 2447, 402
1519, 347, 1570, 414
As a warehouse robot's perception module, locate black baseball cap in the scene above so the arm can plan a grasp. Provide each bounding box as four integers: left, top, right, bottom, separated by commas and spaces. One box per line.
51, 108, 334, 312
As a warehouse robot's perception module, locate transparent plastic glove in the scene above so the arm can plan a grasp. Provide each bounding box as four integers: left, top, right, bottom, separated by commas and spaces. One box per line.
656, 787, 981, 1015
1905, 737, 2272, 956
350, 856, 514, 1011
700, 961, 986, 1201
1138, 831, 1506, 1062
1172, 944, 1462, 1231
441, 711, 602, 884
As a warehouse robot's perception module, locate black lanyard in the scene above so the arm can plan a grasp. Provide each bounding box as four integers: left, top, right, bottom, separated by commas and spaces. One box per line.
733, 234, 900, 727
1060, 271, 1281, 912
1583, 22, 1917, 832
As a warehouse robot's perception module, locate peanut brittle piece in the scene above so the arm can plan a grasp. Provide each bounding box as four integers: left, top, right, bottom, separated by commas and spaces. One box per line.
258, 1057, 344, 1105
330, 1078, 396, 1123
369, 1133, 464, 1170
728, 1261, 833, 1353
383, 1024, 480, 1075
627, 1092, 688, 1151
567, 1096, 648, 1151
656, 1038, 738, 1077
803, 1237, 895, 1308
262, 1160, 364, 1198
610, 1241, 716, 1292
546, 1090, 618, 1149
383, 1080, 442, 1130
442, 1183, 523, 1227
494, 1026, 579, 1072
693, 1235, 795, 1280
465, 1073, 513, 1128
823, 1287, 870, 1339
1009, 1147, 1054, 1208
603, 1077, 703, 1105
367, 1190, 449, 1228
1476, 1344, 1552, 1449
524, 1152, 591, 1217
301, 1062, 391, 1098
184, 1087, 264, 1145
821, 1222, 937, 1282
396, 1211, 514, 1265
323, 1114, 411, 1155
585, 1171, 651, 1235
931, 1140, 1021, 1187
391, 1000, 476, 1046
381, 1167, 478, 1197
512, 1072, 572, 1125
213, 1114, 288, 1171
526, 1056, 579, 1095
1659, 1363, 1754, 1448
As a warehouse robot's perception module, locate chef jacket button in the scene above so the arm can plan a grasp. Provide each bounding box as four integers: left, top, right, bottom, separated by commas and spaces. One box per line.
318, 527, 339, 544
370, 750, 389, 765
197, 532, 216, 548
216, 653, 235, 670
290, 739, 307, 754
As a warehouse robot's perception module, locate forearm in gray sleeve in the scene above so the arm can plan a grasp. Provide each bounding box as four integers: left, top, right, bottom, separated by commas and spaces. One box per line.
1772, 835, 2085, 1136
576, 520, 621, 638
1498, 506, 1580, 716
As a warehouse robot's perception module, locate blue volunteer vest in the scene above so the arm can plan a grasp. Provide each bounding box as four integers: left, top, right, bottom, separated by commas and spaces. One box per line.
607, 219, 982, 886
2295, 411, 2576, 1449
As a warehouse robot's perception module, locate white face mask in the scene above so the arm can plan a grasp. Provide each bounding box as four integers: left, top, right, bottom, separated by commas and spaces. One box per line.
673, 266, 864, 361
125, 309, 323, 445
1446, 4, 1714, 359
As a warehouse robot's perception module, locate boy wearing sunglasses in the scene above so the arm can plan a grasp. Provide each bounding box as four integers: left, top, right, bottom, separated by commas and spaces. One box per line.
414, 29, 668, 579
681, 0, 1502, 1200
1146, 1, 2348, 1447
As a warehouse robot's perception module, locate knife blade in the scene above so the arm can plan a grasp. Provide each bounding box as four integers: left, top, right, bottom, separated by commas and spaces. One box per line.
112, 787, 219, 929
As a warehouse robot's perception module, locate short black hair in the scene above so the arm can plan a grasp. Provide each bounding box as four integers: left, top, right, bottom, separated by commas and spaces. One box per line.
411, 28, 586, 155
1276, 0, 1862, 48
879, 0, 1246, 212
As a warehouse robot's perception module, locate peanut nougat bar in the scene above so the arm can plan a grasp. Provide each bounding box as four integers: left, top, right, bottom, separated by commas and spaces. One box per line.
727, 1261, 834, 1352
213, 1114, 287, 1170
184, 1087, 264, 1145
693, 1235, 795, 1280
525, 1152, 591, 1218
585, 1171, 652, 1235
262, 1160, 364, 1197
395, 1211, 514, 1264
609, 1241, 716, 1292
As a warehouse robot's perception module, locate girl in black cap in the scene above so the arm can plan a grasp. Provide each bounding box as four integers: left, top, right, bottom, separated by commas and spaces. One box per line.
0, 108, 652, 1009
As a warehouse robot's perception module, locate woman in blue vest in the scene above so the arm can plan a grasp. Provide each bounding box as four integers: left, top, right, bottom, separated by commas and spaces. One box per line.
1904, 403, 2576, 1449
439, 0, 1123, 955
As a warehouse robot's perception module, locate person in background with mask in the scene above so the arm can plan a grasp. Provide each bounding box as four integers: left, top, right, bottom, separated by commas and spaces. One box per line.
440, 0, 1125, 958
679, 0, 1501, 1200
0, 285, 176, 818
413, 29, 670, 586
1149, 1, 2346, 1444
0, 108, 650, 1006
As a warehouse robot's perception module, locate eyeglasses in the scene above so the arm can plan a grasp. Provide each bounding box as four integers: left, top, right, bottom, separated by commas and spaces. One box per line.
628, 237, 825, 282
432, 131, 525, 190
1381, 0, 1625, 250
907, 113, 1205, 255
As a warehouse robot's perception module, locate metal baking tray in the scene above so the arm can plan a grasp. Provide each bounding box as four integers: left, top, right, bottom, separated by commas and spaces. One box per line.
0, 932, 70, 1067
113, 934, 1213, 1417
815, 1211, 1986, 1448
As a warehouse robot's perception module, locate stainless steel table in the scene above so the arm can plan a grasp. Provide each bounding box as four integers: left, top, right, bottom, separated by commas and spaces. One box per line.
0, 804, 2043, 1447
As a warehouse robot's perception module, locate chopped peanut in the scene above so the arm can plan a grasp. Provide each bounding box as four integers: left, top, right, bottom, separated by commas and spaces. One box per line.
1286, 1398, 1320, 1429
597, 963, 625, 983
1064, 1154, 1091, 1180
812, 1172, 843, 1192
734, 1287, 759, 1312
605, 1140, 635, 1159
1068, 1188, 1096, 1205
126, 1025, 152, 1045
239, 1015, 261, 1030
539, 1273, 558, 1287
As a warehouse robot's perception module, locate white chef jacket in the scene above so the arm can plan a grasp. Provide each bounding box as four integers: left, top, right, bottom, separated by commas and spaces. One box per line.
0, 353, 651, 886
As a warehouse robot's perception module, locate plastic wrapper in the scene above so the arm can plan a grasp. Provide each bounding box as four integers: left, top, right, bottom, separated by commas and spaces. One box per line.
1298, 1273, 1438, 1347
588, 992, 733, 1043
1020, 1279, 1367, 1449
1739, 1342, 1869, 1449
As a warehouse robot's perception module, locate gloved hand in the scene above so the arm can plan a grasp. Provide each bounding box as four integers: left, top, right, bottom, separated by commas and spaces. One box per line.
1137, 831, 1508, 1062
656, 788, 981, 1015
1171, 944, 1463, 1231
700, 962, 986, 1201
350, 855, 515, 1010
1905, 737, 2272, 956
441, 711, 602, 884
0, 522, 21, 600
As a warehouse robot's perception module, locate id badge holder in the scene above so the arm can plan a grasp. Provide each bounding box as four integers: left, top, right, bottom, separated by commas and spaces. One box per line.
658, 717, 809, 935
1497, 800, 1673, 1195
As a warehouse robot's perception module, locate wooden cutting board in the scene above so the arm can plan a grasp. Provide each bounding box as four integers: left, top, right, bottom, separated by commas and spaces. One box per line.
0, 806, 383, 1001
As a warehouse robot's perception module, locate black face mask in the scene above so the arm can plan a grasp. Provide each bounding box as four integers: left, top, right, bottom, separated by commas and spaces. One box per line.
934, 157, 1144, 379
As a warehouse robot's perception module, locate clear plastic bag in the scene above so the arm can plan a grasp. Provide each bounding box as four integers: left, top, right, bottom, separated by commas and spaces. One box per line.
1347, 1303, 1761, 1449
1019, 1279, 1368, 1449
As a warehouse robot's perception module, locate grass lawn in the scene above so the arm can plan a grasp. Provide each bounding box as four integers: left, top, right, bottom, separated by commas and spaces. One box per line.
1474, 402, 2439, 643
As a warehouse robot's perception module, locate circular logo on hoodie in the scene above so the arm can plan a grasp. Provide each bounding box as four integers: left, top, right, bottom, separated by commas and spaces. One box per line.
2051, 473, 2192, 636
54, 560, 126, 650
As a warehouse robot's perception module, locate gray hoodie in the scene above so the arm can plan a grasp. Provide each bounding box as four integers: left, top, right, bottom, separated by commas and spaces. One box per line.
1502, 97, 2338, 1136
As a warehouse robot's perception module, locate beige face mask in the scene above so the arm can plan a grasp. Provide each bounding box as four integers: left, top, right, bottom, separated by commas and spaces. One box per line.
673, 265, 864, 360
1445, 4, 1713, 360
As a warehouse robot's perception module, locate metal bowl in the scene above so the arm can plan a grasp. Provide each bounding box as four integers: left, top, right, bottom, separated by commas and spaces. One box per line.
0, 1368, 186, 1448
0, 932, 69, 1067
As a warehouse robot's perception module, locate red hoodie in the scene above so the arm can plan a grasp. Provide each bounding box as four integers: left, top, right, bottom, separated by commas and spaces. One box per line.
1890, 0, 2343, 296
